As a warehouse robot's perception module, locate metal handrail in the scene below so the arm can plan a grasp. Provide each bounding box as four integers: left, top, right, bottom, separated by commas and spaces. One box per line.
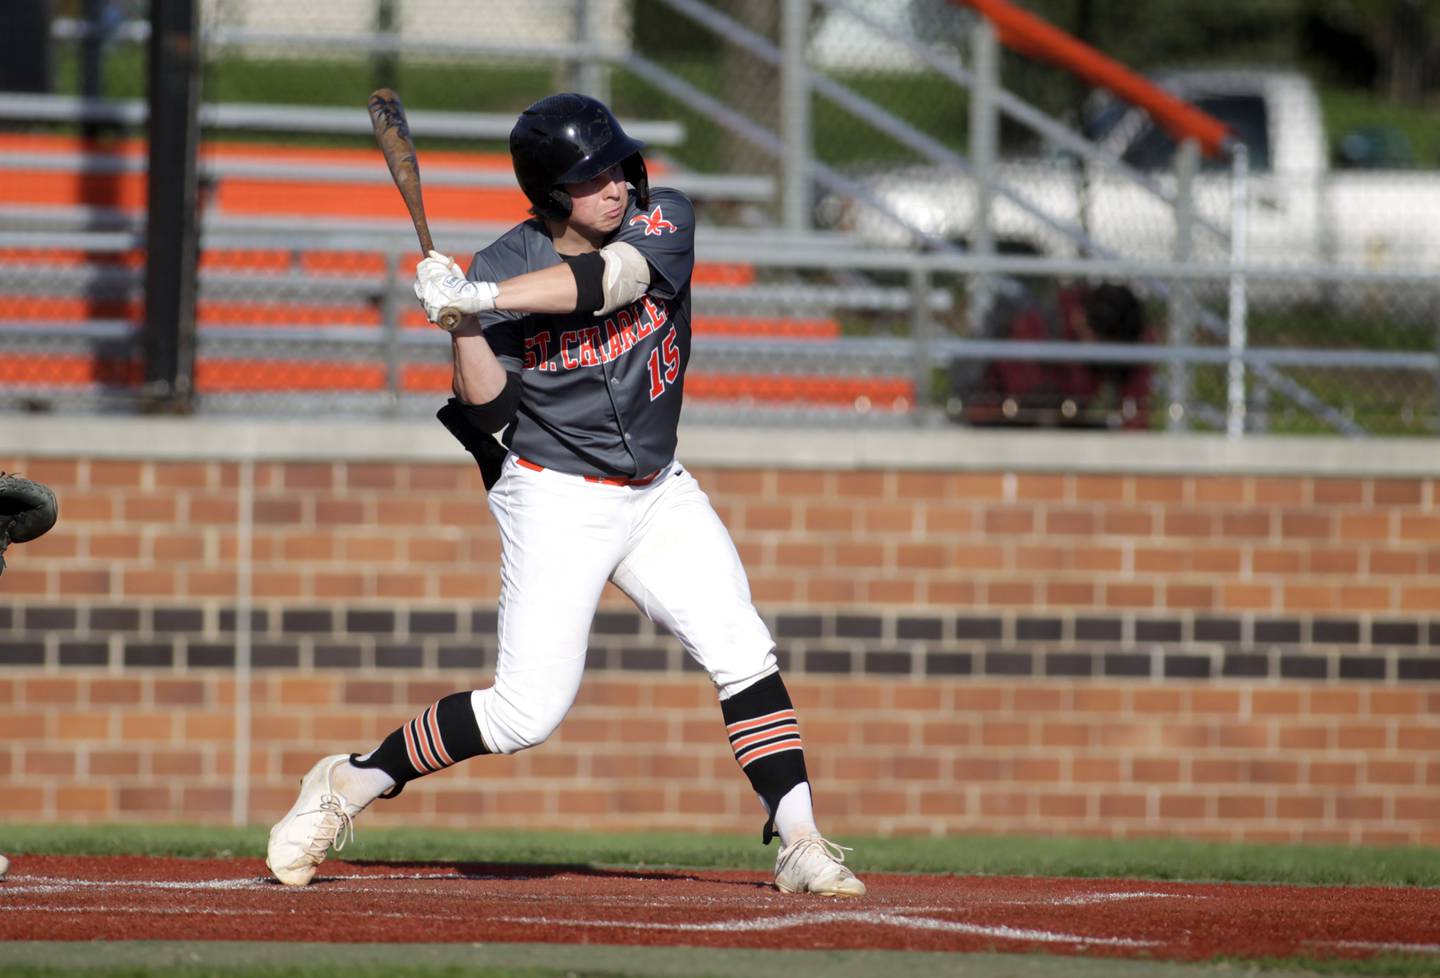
2, 228, 1436, 285
0, 92, 684, 145
815, 0, 1229, 245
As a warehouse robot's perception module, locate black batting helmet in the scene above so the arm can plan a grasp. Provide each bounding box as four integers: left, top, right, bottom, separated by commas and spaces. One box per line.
510, 93, 649, 221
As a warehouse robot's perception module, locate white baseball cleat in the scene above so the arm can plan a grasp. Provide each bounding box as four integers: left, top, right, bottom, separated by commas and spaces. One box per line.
266, 754, 366, 887
773, 835, 867, 897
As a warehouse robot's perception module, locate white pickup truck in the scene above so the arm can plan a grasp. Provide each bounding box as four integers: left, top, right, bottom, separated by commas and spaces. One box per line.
836, 69, 1440, 273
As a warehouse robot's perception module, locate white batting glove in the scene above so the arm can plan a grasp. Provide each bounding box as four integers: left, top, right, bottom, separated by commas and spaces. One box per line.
415, 249, 464, 289
415, 273, 499, 324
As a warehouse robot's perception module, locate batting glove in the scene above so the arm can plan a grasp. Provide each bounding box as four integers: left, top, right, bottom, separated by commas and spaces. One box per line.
415, 250, 465, 289
415, 273, 499, 324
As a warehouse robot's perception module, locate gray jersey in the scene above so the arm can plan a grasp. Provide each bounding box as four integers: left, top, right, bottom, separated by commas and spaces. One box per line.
468, 188, 695, 479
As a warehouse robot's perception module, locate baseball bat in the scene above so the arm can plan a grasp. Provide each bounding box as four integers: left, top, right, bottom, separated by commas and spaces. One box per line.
367, 88, 463, 330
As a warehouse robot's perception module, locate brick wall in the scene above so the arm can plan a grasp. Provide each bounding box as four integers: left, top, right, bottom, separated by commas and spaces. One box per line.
2, 422, 1438, 844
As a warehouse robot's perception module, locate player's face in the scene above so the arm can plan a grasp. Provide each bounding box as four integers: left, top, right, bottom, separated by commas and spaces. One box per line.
563, 164, 627, 238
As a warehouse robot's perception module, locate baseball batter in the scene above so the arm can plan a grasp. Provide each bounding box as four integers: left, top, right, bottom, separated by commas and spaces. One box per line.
267, 94, 864, 897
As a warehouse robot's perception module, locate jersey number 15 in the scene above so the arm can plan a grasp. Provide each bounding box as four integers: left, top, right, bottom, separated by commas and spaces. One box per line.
647, 326, 680, 401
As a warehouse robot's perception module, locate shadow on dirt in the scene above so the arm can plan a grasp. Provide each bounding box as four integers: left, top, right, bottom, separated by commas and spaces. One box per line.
326, 860, 774, 891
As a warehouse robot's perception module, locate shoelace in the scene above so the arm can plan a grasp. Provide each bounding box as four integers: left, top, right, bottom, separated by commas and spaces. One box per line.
296, 793, 355, 859
779, 836, 854, 874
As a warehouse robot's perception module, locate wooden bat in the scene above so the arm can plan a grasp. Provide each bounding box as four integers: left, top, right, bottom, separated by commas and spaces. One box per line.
367, 88, 462, 330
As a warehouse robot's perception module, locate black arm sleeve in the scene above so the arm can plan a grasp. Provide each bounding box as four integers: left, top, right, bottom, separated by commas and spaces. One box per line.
435, 372, 522, 491
561, 251, 605, 313
453, 370, 522, 432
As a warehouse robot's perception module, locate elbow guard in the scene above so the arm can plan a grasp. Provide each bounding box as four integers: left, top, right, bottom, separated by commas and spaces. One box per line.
597, 241, 651, 315
453, 370, 521, 434
566, 242, 651, 316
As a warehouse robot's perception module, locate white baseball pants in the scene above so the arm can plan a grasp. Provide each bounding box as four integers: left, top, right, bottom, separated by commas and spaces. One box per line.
472, 456, 777, 755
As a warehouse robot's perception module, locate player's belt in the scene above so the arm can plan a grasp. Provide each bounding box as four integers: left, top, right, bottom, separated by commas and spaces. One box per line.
514, 456, 662, 487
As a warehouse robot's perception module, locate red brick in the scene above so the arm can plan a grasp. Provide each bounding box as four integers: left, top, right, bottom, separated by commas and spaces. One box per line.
0, 787, 46, 814
118, 787, 172, 812
950, 544, 1005, 571
953, 757, 1004, 781
23, 678, 80, 705
1104, 583, 1155, 608
90, 460, 145, 488
1099, 794, 1147, 818
983, 507, 1034, 535
1364, 760, 1418, 785
805, 505, 858, 532
833, 471, 888, 499
1193, 477, 1248, 505
1072, 475, 1127, 502
1249, 691, 1307, 714
1132, 477, 1185, 503
1217, 794, 1267, 819
1393, 725, 1440, 748
1158, 793, 1210, 819
1277, 725, 1330, 750
918, 791, 970, 816
1338, 513, 1391, 541
1135, 547, 1186, 572
1276, 796, 1325, 820
1072, 758, 1123, 783
924, 504, 974, 534
744, 504, 793, 532
1011, 757, 1063, 782
1311, 479, 1366, 505
979, 791, 1030, 817
1374, 479, 1424, 505
1310, 761, 1360, 786
892, 471, 949, 497
1038, 793, 1090, 818
1370, 690, 1424, 716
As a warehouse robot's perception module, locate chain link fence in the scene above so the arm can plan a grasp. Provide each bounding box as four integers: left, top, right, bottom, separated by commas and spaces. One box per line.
2, 0, 1437, 434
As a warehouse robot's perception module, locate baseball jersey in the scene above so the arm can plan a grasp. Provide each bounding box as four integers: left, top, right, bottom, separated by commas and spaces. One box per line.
468, 187, 695, 479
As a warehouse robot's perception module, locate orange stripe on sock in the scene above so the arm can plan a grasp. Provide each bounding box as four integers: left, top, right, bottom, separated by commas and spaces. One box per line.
402, 723, 427, 773
737, 739, 804, 767
725, 709, 795, 736
426, 702, 455, 768
730, 723, 801, 755
411, 714, 442, 772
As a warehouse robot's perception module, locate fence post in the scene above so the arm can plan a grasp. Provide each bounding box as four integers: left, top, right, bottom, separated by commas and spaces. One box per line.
911, 263, 933, 425
373, 0, 399, 93
573, 0, 609, 101
780, 0, 811, 233
381, 246, 402, 416
966, 17, 998, 335
1167, 137, 1198, 430
1226, 142, 1249, 437
142, 0, 200, 414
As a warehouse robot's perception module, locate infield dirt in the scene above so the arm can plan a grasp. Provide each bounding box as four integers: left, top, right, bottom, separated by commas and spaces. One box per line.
2, 854, 1439, 965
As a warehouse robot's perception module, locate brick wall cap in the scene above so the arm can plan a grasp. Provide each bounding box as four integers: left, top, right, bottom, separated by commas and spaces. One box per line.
3, 416, 1439, 476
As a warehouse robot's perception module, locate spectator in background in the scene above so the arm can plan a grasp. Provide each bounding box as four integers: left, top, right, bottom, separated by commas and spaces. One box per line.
955, 282, 1151, 430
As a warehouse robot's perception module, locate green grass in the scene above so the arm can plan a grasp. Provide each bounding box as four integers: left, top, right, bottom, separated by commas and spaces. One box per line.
6, 822, 1440, 887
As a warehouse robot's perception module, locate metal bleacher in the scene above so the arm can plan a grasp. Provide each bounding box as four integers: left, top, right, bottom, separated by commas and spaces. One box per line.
0, 109, 937, 421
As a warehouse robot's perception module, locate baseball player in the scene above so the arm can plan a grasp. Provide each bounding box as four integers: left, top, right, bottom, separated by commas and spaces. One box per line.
267, 94, 865, 898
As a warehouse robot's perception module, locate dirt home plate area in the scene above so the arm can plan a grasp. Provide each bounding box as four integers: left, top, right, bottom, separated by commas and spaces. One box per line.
2, 855, 1439, 965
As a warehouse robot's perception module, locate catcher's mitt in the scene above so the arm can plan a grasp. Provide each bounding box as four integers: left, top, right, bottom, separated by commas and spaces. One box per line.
0, 473, 58, 577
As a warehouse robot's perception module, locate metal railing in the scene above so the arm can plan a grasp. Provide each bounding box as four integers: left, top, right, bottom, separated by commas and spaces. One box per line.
3, 226, 1435, 433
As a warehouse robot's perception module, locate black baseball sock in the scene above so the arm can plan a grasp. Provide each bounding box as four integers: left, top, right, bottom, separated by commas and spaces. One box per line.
350, 691, 489, 797
721, 671, 809, 844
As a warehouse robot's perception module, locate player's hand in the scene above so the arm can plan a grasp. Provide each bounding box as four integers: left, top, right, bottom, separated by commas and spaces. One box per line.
415, 250, 464, 289
414, 273, 499, 324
